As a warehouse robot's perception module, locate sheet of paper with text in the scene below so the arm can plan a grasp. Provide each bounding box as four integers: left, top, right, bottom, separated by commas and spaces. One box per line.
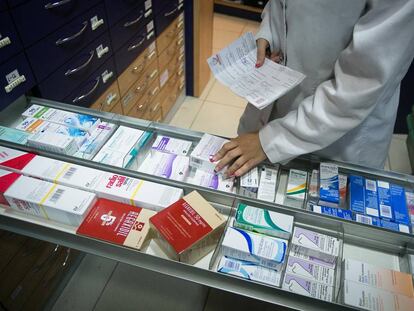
207, 32, 305, 110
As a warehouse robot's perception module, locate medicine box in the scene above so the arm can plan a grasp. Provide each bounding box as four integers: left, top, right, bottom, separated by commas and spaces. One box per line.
377, 181, 393, 220
150, 191, 226, 264
4, 175, 96, 226
0, 126, 30, 145
364, 178, 379, 217
239, 167, 259, 198
286, 169, 308, 201
0, 169, 21, 205
291, 227, 339, 264
282, 274, 333, 302
234, 203, 293, 239
405, 191, 414, 230
217, 256, 282, 287
221, 227, 287, 271
308, 169, 319, 202
151, 135, 192, 155
311, 204, 353, 221
390, 184, 410, 225
286, 256, 335, 286
187, 169, 234, 192
0, 146, 36, 173
289, 246, 336, 269
94, 172, 184, 212
27, 131, 79, 155
319, 163, 339, 207
189, 133, 228, 173
77, 199, 156, 251
257, 165, 279, 202
349, 175, 365, 213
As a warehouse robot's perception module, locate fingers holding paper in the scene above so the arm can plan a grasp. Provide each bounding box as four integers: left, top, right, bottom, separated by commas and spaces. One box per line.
213, 132, 267, 177
256, 38, 283, 68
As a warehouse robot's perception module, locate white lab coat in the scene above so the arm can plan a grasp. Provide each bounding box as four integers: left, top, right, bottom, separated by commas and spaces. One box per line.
238, 0, 414, 168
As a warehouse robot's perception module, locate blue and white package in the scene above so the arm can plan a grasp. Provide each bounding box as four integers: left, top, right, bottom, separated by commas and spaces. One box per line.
377, 181, 393, 220
217, 256, 282, 287
354, 214, 380, 226
221, 227, 287, 271
364, 179, 379, 217
390, 184, 410, 225
311, 204, 353, 220
380, 218, 410, 234
319, 163, 339, 207
349, 175, 365, 213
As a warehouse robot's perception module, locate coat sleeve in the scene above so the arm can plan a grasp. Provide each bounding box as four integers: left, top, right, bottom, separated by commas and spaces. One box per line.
255, 0, 280, 52
259, 0, 414, 164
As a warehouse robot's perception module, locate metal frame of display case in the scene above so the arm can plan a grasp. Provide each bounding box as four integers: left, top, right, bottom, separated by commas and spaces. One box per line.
0, 97, 413, 311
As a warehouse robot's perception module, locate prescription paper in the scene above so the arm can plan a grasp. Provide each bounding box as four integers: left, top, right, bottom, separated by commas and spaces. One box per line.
207, 32, 305, 110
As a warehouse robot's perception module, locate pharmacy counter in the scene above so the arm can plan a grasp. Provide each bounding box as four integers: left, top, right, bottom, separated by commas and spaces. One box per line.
0, 97, 413, 311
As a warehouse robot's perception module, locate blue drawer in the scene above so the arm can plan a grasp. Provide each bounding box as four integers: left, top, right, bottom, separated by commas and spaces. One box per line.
26, 3, 107, 83
114, 24, 155, 75
153, 0, 183, 16
63, 57, 117, 107
110, 2, 154, 52
37, 33, 113, 101
154, 0, 184, 36
104, 0, 153, 26
0, 0, 7, 11
0, 11, 23, 64
11, 0, 101, 47
0, 52, 36, 110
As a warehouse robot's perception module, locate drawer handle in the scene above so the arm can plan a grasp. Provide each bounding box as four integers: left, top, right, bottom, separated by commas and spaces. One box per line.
0, 37, 11, 49
178, 68, 184, 76
72, 77, 100, 103
177, 38, 184, 46
124, 11, 144, 28
146, 50, 156, 60
179, 83, 184, 90
65, 50, 94, 76
150, 86, 159, 97
152, 103, 160, 113
4, 75, 26, 93
144, 9, 152, 18
135, 80, 148, 93
56, 21, 88, 46
148, 69, 158, 79
178, 53, 184, 62
128, 37, 145, 52
164, 8, 177, 17
132, 61, 146, 74
177, 21, 184, 29
44, 0, 71, 9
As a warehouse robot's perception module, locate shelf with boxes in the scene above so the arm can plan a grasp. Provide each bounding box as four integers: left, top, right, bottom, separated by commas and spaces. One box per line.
0, 97, 414, 310
0, 0, 186, 124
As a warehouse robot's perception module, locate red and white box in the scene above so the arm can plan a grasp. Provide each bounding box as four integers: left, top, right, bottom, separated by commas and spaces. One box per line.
0, 146, 36, 173
0, 169, 21, 206
77, 199, 156, 250
150, 191, 226, 264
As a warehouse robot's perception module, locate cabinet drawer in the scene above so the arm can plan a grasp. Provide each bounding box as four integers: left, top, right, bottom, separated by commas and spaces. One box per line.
111, 8, 154, 52
90, 80, 121, 112
0, 1, 7, 12
26, 4, 107, 82
158, 38, 185, 73
114, 23, 155, 76
37, 33, 112, 101
153, 0, 183, 17
159, 53, 184, 89
104, 0, 153, 26
156, 14, 184, 55
117, 40, 157, 96
11, 0, 101, 47
127, 92, 150, 119
0, 52, 36, 110
63, 57, 117, 107
0, 11, 23, 64
154, 0, 184, 36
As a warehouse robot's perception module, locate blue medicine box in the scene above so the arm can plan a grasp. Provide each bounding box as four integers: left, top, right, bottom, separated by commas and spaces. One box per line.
390, 184, 410, 225
349, 175, 365, 213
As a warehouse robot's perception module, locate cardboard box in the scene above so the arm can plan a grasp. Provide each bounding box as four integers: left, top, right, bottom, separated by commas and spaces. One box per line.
94, 172, 183, 212
5, 176, 97, 226
77, 199, 156, 250
0, 126, 30, 145
377, 181, 393, 220
291, 227, 339, 264
308, 169, 319, 202
282, 274, 333, 302
344, 280, 414, 311
189, 133, 228, 173
289, 246, 336, 269
311, 204, 353, 220
217, 256, 282, 287
27, 131, 79, 155
364, 179, 379, 217
22, 104, 100, 133
150, 191, 226, 264
286, 169, 308, 201
187, 169, 235, 192
239, 167, 259, 198
221, 227, 287, 271
344, 258, 414, 297
354, 214, 410, 233
339, 174, 348, 206
390, 184, 410, 225
139, 151, 190, 182
151, 135, 192, 155
286, 256, 335, 286
405, 191, 414, 231
319, 163, 339, 207
257, 165, 278, 202
354, 213, 380, 226
349, 175, 365, 213
0, 146, 36, 173
0, 169, 21, 205
234, 203, 293, 239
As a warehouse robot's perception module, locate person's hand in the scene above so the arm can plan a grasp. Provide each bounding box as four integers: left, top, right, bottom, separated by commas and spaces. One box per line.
212, 132, 267, 177
256, 38, 283, 68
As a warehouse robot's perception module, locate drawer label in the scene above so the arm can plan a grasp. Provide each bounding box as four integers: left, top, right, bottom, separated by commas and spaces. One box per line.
105, 93, 118, 106
160, 69, 169, 88
146, 21, 154, 33
149, 42, 156, 53
91, 16, 105, 31
4, 70, 26, 93
96, 44, 109, 58
145, 0, 152, 11
6, 69, 20, 84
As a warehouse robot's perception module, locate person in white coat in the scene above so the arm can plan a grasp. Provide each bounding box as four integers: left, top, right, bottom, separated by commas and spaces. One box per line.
212, 0, 414, 177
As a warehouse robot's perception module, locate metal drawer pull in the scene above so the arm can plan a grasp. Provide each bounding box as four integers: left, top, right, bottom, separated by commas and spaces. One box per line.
177, 38, 184, 46
144, 9, 152, 18
0, 37, 11, 49
44, 0, 71, 9
4, 75, 26, 93
146, 31, 154, 40
179, 83, 184, 90
164, 8, 177, 17
105, 93, 118, 106
177, 21, 184, 29
146, 50, 156, 60
135, 80, 148, 93
150, 86, 159, 96
65, 50, 94, 76
152, 103, 160, 112
124, 12, 143, 27
72, 77, 100, 103
178, 68, 184, 76
132, 62, 146, 73
128, 37, 145, 51
178, 3, 183, 10
178, 53, 184, 61
56, 21, 88, 46
149, 69, 158, 79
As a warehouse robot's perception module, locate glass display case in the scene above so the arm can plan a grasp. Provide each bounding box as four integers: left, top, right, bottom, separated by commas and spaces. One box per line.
0, 96, 413, 311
